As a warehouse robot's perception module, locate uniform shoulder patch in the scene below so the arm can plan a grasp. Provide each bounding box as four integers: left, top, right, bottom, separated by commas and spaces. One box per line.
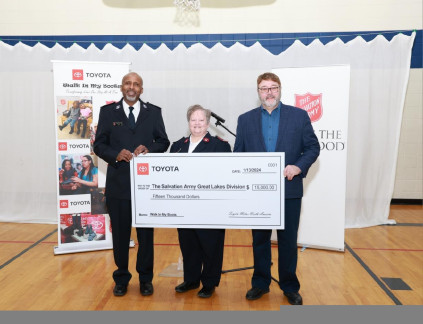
146, 102, 161, 110
103, 101, 117, 107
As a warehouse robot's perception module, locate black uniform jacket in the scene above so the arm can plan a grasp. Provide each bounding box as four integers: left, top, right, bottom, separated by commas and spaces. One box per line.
170, 132, 231, 153
94, 99, 169, 199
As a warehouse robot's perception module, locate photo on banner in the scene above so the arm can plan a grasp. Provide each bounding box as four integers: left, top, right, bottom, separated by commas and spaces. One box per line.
52, 60, 130, 254
60, 213, 107, 244
57, 96, 93, 140
58, 154, 99, 195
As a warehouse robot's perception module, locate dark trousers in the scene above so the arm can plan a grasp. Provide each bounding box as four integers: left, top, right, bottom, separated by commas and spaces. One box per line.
106, 197, 154, 285
251, 198, 302, 293
177, 228, 225, 288
77, 119, 88, 137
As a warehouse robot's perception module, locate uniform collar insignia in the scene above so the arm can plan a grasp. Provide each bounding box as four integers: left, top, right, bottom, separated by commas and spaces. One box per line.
184, 138, 189, 143
116, 105, 121, 109
203, 137, 210, 142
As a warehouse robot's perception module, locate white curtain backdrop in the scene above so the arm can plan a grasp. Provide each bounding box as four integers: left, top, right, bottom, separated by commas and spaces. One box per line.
0, 33, 415, 227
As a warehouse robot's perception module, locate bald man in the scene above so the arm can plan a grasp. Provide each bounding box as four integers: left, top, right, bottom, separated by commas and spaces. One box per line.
94, 72, 170, 297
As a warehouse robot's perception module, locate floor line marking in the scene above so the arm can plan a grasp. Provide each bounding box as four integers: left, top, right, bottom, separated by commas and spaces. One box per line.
352, 247, 423, 252
0, 229, 57, 270
345, 242, 402, 305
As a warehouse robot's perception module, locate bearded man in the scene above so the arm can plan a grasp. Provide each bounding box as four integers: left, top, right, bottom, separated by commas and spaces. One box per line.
234, 72, 320, 305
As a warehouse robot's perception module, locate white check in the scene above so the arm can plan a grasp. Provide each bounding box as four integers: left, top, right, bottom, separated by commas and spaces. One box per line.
130, 153, 284, 229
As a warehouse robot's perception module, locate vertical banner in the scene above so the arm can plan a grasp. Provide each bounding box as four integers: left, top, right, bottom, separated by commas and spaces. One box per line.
272, 65, 350, 251
52, 61, 130, 254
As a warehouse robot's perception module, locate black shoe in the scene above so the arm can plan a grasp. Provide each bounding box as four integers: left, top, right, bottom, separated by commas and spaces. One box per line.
197, 286, 215, 298
63, 225, 74, 235
284, 292, 303, 305
113, 284, 127, 296
175, 281, 200, 293
246, 287, 269, 300
59, 125, 64, 131
69, 129, 74, 134
140, 282, 154, 296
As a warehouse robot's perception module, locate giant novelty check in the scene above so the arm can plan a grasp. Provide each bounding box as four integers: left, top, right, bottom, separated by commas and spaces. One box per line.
130, 153, 284, 229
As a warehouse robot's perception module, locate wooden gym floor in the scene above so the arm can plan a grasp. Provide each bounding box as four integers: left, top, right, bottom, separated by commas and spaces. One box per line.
0, 205, 421, 310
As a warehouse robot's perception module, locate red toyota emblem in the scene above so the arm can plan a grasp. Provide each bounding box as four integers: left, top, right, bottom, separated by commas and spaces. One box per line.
294, 93, 323, 123
137, 163, 149, 175
60, 200, 69, 208
58, 142, 67, 151
72, 69, 83, 80
90, 220, 104, 230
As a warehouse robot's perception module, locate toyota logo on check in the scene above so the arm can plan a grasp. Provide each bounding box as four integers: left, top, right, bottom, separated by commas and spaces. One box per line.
137, 163, 149, 175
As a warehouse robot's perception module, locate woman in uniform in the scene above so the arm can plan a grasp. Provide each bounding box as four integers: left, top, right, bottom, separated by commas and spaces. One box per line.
170, 104, 231, 298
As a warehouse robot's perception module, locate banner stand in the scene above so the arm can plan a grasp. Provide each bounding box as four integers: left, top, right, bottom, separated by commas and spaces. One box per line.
271, 65, 350, 252
52, 60, 130, 255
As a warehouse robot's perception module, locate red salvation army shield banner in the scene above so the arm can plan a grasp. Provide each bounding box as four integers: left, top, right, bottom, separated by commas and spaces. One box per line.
294, 92, 323, 123
52, 60, 130, 255
273, 65, 350, 251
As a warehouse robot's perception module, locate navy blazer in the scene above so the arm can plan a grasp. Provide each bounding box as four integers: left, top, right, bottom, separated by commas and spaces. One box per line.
234, 102, 320, 198
94, 99, 170, 199
170, 132, 231, 153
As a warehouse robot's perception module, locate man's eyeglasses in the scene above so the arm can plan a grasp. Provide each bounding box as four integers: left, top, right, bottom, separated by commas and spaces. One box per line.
258, 86, 279, 93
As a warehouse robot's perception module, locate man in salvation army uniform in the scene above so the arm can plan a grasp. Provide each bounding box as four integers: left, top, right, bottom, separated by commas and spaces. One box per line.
94, 72, 169, 297
170, 104, 231, 298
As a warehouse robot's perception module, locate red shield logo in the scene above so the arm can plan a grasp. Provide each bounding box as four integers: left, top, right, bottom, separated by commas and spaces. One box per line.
294, 93, 323, 123
72, 69, 83, 80
60, 200, 69, 208
58, 142, 67, 151
137, 163, 149, 175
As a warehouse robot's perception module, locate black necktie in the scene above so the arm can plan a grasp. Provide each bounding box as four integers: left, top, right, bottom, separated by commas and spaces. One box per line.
128, 106, 136, 129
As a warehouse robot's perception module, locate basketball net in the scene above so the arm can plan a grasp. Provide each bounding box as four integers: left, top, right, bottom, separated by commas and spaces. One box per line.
173, 0, 201, 11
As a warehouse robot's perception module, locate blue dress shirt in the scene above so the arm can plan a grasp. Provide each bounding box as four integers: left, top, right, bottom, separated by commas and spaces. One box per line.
261, 102, 281, 152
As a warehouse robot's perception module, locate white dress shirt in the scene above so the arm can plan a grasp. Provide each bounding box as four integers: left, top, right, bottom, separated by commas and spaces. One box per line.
122, 100, 141, 122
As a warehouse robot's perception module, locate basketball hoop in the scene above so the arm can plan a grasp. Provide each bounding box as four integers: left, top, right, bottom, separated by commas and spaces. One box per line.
174, 0, 200, 11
